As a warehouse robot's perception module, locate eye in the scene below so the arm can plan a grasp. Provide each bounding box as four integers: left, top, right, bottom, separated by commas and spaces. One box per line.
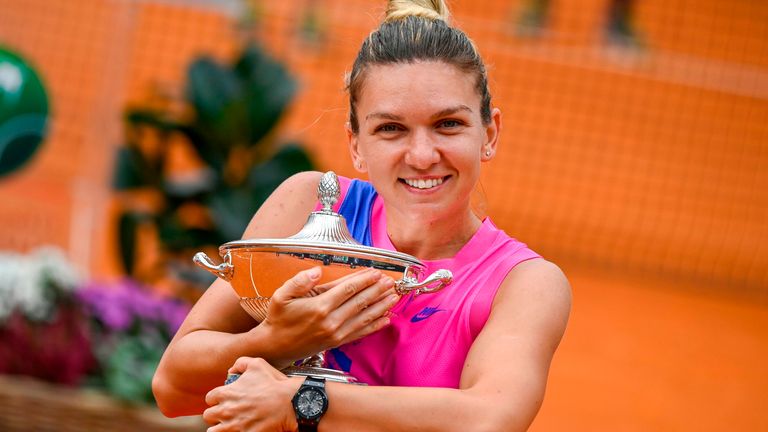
374, 123, 404, 134
437, 119, 466, 131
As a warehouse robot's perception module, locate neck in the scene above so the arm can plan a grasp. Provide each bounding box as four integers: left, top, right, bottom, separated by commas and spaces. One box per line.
385, 205, 482, 260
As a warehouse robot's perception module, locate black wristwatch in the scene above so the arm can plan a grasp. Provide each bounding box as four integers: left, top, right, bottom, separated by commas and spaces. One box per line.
292, 376, 329, 432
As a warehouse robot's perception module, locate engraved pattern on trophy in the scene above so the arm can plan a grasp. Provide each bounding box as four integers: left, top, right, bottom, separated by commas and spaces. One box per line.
193, 171, 454, 383
244, 254, 270, 321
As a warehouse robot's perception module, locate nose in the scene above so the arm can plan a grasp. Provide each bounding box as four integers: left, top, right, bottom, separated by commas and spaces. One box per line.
404, 129, 440, 169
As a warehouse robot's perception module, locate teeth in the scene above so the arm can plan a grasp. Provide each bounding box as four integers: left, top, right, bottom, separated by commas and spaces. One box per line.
404, 177, 444, 189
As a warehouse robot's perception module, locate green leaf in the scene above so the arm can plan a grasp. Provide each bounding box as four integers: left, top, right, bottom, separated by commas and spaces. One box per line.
186, 57, 242, 123
185, 57, 246, 154
112, 146, 155, 190
117, 212, 145, 275
125, 109, 180, 132
247, 143, 313, 203
235, 43, 298, 146
207, 187, 262, 240
104, 336, 163, 404
176, 124, 226, 174
156, 212, 220, 251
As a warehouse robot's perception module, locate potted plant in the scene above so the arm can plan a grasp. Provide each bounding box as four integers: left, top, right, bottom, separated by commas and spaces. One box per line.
113, 41, 314, 293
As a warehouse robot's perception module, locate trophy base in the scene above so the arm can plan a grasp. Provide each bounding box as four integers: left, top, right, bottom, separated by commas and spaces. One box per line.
281, 365, 364, 384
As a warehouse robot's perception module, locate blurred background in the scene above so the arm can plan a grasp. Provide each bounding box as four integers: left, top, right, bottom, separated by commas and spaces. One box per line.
0, 0, 765, 430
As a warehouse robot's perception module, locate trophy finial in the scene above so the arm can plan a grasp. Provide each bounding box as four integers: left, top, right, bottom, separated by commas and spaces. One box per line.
318, 171, 340, 212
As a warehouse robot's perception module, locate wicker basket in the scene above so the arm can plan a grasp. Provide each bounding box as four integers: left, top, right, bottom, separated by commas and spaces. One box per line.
0, 375, 206, 432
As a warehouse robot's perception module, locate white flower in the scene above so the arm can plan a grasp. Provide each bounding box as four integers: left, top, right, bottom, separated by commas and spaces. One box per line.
0, 247, 81, 322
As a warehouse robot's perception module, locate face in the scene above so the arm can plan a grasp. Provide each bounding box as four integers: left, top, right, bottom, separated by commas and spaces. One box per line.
348, 61, 500, 223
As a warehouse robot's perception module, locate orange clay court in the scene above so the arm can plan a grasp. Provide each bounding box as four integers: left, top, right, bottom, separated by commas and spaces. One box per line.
0, 0, 766, 430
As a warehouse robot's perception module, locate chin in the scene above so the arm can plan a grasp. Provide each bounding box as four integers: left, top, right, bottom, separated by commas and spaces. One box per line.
404, 203, 454, 223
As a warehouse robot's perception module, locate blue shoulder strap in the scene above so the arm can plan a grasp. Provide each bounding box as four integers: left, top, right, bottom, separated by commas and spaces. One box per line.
337, 179, 377, 247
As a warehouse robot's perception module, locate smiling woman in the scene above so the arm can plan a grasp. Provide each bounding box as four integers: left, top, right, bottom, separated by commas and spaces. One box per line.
152, 1, 571, 431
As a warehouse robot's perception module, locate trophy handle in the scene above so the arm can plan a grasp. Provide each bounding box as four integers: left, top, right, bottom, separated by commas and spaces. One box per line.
193, 252, 233, 281
396, 269, 452, 296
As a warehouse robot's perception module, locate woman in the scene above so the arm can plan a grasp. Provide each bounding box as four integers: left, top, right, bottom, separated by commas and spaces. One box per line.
153, 1, 571, 430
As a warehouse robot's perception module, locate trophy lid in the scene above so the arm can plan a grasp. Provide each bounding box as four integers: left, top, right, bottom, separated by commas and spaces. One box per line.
220, 172, 423, 271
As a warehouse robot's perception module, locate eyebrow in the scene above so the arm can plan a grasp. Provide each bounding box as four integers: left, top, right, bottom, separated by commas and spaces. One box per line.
365, 112, 403, 121
364, 105, 474, 121
431, 105, 473, 119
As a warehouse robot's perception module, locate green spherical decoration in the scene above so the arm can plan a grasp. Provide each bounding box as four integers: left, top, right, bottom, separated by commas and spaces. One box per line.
0, 47, 49, 177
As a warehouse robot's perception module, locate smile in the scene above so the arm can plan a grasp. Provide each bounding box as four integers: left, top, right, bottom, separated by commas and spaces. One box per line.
400, 176, 448, 190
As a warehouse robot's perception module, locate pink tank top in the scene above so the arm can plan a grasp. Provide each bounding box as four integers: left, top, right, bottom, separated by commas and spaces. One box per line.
320, 177, 541, 388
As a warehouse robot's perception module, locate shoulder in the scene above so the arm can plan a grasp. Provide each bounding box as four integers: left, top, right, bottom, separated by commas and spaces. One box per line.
501, 258, 569, 290
488, 259, 571, 350
274, 170, 325, 198
495, 259, 571, 313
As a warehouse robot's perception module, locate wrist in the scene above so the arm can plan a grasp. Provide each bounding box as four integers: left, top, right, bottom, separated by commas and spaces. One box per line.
286, 376, 304, 432
244, 322, 293, 369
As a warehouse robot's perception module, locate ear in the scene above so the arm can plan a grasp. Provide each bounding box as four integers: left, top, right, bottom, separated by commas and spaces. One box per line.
346, 122, 367, 173
481, 108, 502, 162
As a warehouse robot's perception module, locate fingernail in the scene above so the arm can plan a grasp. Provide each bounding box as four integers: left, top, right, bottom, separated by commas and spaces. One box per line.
387, 294, 399, 304
307, 267, 321, 280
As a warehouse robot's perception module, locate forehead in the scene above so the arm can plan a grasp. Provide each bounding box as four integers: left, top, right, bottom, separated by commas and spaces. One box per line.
357, 61, 480, 117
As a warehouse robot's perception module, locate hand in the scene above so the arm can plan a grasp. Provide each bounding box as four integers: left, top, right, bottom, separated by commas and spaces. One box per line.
204, 357, 302, 431
257, 266, 399, 368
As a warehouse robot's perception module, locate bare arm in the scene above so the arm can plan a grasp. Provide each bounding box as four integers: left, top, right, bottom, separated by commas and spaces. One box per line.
153, 171, 397, 416
152, 171, 322, 415
204, 259, 572, 431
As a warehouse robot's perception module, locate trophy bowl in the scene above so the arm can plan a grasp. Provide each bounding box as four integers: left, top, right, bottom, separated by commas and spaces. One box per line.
194, 171, 452, 383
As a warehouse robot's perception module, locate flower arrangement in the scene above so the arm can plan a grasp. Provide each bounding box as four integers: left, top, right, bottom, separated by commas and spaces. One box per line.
0, 247, 190, 405
77, 278, 190, 404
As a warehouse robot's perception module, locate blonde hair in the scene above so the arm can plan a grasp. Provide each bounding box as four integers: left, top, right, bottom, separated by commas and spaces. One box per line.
384, 0, 450, 23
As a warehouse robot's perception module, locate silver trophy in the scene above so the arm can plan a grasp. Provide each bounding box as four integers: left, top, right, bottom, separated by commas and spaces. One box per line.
194, 171, 452, 383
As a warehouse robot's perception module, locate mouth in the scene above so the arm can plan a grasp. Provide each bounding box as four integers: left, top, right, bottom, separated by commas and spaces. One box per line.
399, 176, 450, 191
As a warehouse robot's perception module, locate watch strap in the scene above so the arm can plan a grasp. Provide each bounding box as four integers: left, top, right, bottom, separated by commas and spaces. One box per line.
297, 421, 318, 432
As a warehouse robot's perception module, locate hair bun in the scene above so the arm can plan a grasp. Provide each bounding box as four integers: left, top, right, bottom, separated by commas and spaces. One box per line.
384, 0, 450, 23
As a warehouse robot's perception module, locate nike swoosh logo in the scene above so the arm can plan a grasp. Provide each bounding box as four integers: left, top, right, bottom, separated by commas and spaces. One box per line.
411, 306, 446, 323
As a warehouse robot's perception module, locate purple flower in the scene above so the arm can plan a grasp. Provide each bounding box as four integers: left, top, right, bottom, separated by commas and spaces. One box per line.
77, 283, 132, 331
157, 298, 189, 334
76, 279, 190, 335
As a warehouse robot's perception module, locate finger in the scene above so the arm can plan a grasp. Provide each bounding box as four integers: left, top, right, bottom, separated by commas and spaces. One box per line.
320, 268, 383, 308
206, 419, 228, 431
273, 267, 322, 301
309, 267, 375, 296
205, 387, 221, 407
336, 291, 398, 340
228, 356, 255, 375
203, 405, 219, 425
341, 314, 393, 345
368, 285, 398, 304
331, 276, 395, 320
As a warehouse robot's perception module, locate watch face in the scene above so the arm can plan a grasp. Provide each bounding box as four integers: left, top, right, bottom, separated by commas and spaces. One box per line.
297, 389, 326, 418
